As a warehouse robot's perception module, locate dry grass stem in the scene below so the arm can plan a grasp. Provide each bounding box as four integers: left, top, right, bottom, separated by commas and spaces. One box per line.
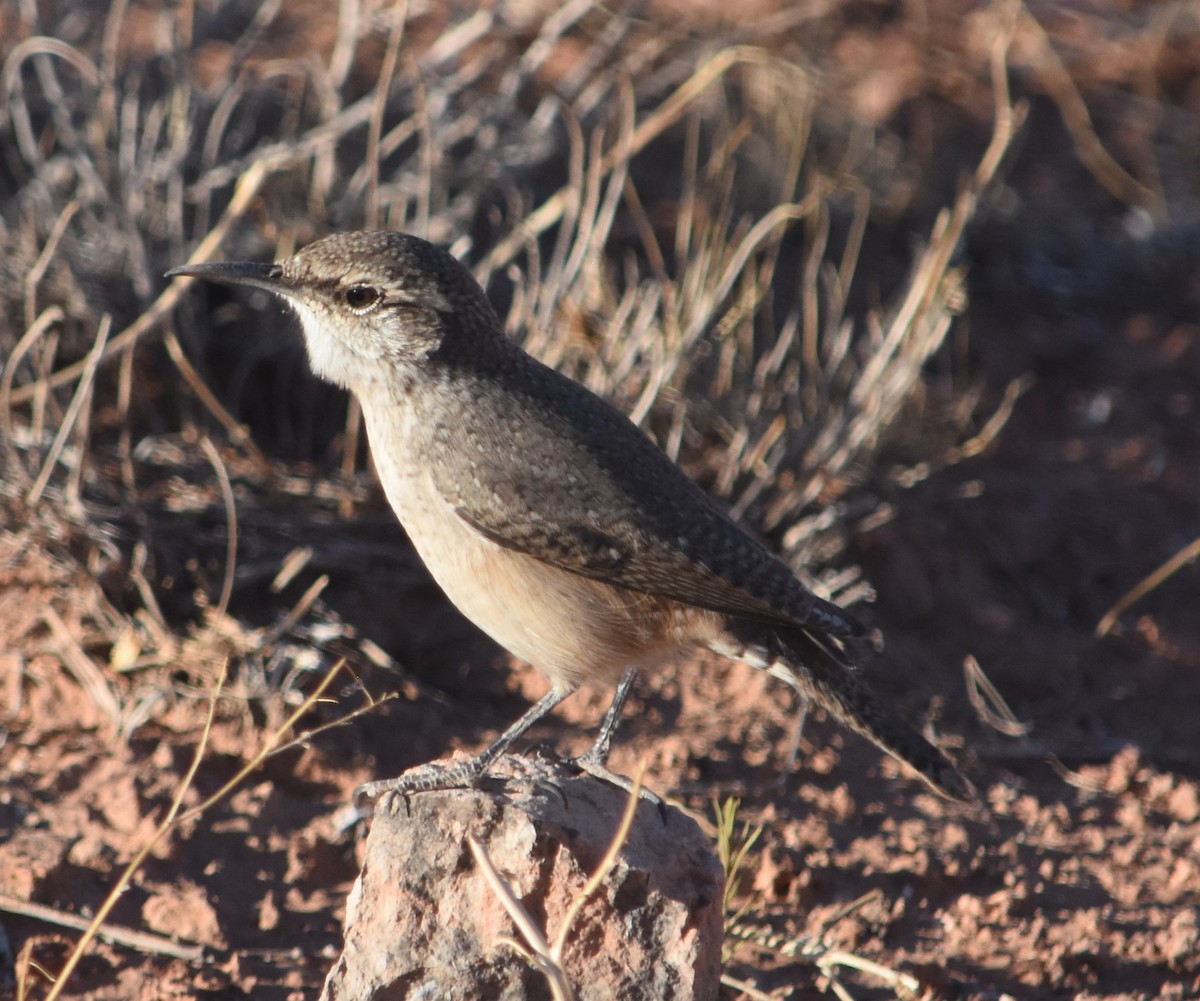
0, 893, 204, 963
41, 604, 121, 729
1016, 2, 1161, 214
468, 836, 574, 1001
1095, 535, 1200, 638
469, 761, 647, 1001
727, 890, 921, 1001
719, 972, 778, 1000
199, 435, 238, 619
964, 655, 1032, 738
0, 306, 64, 488
24, 313, 110, 508
162, 329, 258, 452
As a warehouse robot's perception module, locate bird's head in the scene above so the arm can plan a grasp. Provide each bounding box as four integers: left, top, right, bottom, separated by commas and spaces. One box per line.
168, 231, 503, 393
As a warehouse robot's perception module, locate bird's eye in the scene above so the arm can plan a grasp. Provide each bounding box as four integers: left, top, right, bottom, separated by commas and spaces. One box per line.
343, 285, 381, 312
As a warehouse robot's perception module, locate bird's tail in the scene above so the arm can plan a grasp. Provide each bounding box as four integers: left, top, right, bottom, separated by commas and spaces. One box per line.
711, 621, 974, 802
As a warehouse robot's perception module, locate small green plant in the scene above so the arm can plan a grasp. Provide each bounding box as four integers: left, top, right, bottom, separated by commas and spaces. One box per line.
712, 796, 764, 935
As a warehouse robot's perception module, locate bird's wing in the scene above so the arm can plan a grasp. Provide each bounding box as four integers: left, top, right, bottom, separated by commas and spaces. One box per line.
430, 368, 863, 640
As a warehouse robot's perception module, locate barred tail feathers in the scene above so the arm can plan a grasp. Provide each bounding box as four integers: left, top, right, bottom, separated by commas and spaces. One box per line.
711, 625, 974, 802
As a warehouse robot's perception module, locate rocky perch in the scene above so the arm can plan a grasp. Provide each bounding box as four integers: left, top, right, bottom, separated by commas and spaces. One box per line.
320, 754, 725, 1000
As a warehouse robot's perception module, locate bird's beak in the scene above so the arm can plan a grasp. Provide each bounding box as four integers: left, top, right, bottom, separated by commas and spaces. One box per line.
166, 261, 288, 296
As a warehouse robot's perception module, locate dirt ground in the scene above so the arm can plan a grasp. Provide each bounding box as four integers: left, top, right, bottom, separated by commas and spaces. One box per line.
2, 2, 1199, 1000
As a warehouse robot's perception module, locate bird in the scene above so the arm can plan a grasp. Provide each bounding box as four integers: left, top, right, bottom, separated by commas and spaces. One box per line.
167, 231, 972, 804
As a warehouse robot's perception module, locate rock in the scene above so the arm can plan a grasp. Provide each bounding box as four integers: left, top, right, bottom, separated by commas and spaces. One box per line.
320, 754, 725, 1001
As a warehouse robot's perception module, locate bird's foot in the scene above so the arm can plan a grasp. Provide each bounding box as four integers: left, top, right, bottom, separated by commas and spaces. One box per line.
351, 756, 490, 820
567, 749, 663, 808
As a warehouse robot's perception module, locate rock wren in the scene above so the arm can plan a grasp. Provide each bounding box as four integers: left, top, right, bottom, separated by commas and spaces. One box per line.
168, 231, 971, 802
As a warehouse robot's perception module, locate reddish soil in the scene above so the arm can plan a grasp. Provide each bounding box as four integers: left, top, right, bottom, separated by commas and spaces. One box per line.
3, 4, 1199, 1001
3, 302, 1197, 1000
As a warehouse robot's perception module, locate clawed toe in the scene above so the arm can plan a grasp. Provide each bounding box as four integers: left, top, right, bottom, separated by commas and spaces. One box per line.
568, 753, 663, 810
353, 758, 487, 816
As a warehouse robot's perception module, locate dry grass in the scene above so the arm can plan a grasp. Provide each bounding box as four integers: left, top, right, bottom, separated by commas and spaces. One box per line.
8, 1, 1190, 998
0, 1, 1011, 653
0, 7, 1007, 991
468, 762, 647, 1001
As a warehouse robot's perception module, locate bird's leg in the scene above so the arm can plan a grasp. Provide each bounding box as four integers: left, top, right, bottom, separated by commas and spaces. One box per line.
575, 666, 638, 769
355, 687, 570, 810
775, 694, 811, 786
568, 667, 661, 804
